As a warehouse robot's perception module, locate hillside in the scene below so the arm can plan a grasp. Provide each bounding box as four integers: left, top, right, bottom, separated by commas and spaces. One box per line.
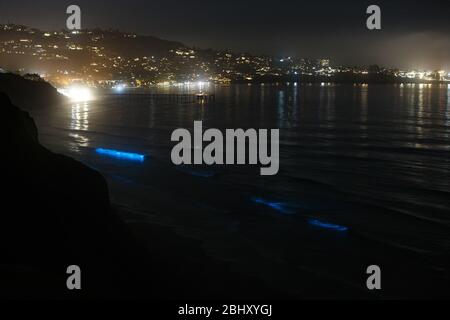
0, 72, 67, 108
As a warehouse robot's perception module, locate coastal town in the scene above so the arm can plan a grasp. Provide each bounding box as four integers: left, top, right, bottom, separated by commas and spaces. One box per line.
1, 24, 449, 89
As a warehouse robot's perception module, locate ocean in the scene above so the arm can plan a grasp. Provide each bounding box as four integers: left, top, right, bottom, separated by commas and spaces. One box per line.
30, 83, 450, 298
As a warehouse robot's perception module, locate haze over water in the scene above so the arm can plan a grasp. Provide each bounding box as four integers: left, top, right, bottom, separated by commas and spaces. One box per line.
32, 83, 450, 297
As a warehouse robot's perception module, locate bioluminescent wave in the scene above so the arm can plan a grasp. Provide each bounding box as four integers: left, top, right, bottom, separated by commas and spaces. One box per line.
96, 148, 145, 162
308, 219, 348, 232
178, 169, 217, 178
186, 171, 216, 178
251, 197, 296, 214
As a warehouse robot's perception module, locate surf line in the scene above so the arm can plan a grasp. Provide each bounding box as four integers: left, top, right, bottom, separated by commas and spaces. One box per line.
171, 121, 279, 176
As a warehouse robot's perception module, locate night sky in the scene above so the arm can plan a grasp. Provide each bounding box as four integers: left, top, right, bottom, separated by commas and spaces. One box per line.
0, 0, 449, 69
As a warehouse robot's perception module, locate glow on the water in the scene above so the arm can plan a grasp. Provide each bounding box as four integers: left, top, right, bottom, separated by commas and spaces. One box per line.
308, 219, 348, 232
96, 148, 145, 162
184, 170, 216, 178
252, 197, 295, 214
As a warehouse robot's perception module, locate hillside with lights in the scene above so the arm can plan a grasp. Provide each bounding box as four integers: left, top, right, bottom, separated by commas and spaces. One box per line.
3, 24, 448, 89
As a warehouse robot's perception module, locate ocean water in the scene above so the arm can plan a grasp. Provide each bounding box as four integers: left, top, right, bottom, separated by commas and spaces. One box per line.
31, 83, 450, 297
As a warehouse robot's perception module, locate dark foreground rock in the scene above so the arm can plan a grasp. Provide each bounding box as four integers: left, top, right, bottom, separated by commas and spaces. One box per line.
0, 91, 282, 299
0, 91, 142, 298
0, 73, 67, 109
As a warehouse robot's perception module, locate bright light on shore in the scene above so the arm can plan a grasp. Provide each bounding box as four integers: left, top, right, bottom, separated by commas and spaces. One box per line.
58, 86, 94, 102
113, 84, 127, 92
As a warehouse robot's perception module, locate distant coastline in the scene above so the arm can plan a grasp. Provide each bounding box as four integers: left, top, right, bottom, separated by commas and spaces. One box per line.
232, 75, 449, 85
1, 23, 448, 89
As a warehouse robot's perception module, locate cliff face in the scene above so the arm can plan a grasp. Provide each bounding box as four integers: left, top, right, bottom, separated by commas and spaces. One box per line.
0, 73, 67, 109
0, 92, 141, 298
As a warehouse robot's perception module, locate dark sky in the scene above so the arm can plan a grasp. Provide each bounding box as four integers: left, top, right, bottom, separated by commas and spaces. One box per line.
1, 0, 449, 69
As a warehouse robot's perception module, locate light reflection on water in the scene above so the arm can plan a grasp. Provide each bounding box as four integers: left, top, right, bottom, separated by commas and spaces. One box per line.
61, 84, 450, 153
448, 84, 450, 108
69, 102, 90, 151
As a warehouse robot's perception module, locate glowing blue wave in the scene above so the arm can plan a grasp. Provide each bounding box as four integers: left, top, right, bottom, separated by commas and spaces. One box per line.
96, 148, 145, 162
251, 197, 295, 214
308, 219, 348, 232
177, 167, 217, 178
187, 171, 216, 178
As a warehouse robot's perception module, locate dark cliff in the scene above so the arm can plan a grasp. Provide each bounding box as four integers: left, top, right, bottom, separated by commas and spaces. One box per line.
0, 73, 67, 109
0, 92, 148, 298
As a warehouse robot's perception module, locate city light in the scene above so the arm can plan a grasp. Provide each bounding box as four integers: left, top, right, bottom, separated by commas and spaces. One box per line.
1, 23, 449, 89
58, 86, 94, 102
113, 84, 127, 93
